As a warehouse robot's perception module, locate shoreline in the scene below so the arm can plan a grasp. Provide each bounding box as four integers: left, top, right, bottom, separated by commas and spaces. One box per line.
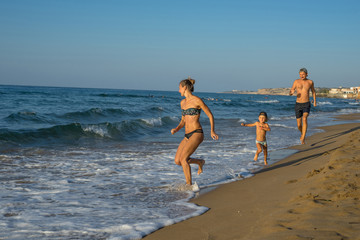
192, 147, 298, 199
144, 113, 360, 240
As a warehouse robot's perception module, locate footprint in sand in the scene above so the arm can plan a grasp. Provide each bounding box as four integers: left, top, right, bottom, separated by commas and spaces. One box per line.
328, 165, 335, 170
277, 223, 293, 231
307, 168, 324, 178
287, 209, 301, 214
286, 179, 298, 184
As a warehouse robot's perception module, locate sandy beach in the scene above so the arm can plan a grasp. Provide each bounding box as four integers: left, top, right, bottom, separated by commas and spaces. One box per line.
144, 113, 360, 240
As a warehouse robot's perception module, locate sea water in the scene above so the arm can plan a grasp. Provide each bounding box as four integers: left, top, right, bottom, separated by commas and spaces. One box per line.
0, 85, 359, 239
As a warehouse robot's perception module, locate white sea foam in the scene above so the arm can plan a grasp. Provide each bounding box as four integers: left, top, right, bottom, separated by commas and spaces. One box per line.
82, 124, 110, 137
106, 204, 208, 240
91, 107, 103, 113
169, 116, 180, 121
141, 117, 163, 126
239, 168, 254, 178
192, 182, 200, 192
100, 187, 208, 240
269, 115, 295, 121
240, 147, 257, 153
270, 123, 297, 129
254, 100, 279, 103
152, 106, 164, 111
338, 108, 360, 113
317, 101, 333, 105
269, 116, 282, 120
225, 168, 254, 179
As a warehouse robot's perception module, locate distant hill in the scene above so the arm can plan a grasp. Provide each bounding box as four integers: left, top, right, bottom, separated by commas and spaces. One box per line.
223, 88, 335, 98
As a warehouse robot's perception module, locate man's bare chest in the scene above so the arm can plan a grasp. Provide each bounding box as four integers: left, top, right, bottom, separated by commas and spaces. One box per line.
296, 83, 311, 91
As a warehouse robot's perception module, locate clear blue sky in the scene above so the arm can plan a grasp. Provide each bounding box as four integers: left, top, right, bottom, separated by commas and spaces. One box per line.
0, 0, 359, 92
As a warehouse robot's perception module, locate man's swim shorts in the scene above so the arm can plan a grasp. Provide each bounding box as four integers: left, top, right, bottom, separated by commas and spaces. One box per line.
295, 102, 311, 118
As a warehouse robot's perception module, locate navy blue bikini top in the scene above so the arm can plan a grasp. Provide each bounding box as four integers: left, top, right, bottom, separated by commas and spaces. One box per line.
182, 108, 201, 116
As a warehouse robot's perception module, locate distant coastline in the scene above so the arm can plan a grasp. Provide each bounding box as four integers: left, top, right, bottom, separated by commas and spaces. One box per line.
223, 87, 360, 99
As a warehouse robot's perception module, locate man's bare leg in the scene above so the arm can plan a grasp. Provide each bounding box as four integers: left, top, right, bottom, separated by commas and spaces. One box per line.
296, 118, 302, 134
300, 113, 309, 144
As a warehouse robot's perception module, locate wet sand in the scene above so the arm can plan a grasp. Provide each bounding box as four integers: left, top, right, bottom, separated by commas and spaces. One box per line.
144, 113, 360, 240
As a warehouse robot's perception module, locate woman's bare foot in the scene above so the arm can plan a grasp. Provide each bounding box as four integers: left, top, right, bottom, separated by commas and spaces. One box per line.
254, 154, 259, 161
198, 160, 205, 175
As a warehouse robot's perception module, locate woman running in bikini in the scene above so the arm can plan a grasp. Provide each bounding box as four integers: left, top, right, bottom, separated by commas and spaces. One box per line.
171, 77, 219, 186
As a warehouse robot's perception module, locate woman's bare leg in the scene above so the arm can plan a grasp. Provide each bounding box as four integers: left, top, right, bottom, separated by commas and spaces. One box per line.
174, 138, 188, 166
174, 133, 204, 185
188, 158, 205, 175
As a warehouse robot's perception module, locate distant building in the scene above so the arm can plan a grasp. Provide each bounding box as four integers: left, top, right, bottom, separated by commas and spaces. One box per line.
342, 88, 352, 94
329, 86, 359, 99
352, 86, 359, 94
329, 88, 340, 94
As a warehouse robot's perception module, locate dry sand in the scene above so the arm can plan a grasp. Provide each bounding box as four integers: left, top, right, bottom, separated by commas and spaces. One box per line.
144, 113, 360, 240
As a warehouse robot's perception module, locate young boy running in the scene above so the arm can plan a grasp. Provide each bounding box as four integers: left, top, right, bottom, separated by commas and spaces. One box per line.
241, 112, 271, 165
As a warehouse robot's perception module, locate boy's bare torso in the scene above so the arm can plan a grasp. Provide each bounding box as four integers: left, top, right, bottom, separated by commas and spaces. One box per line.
256, 122, 268, 141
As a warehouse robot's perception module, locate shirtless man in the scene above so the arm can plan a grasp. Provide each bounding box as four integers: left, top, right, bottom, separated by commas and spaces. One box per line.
289, 68, 316, 144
